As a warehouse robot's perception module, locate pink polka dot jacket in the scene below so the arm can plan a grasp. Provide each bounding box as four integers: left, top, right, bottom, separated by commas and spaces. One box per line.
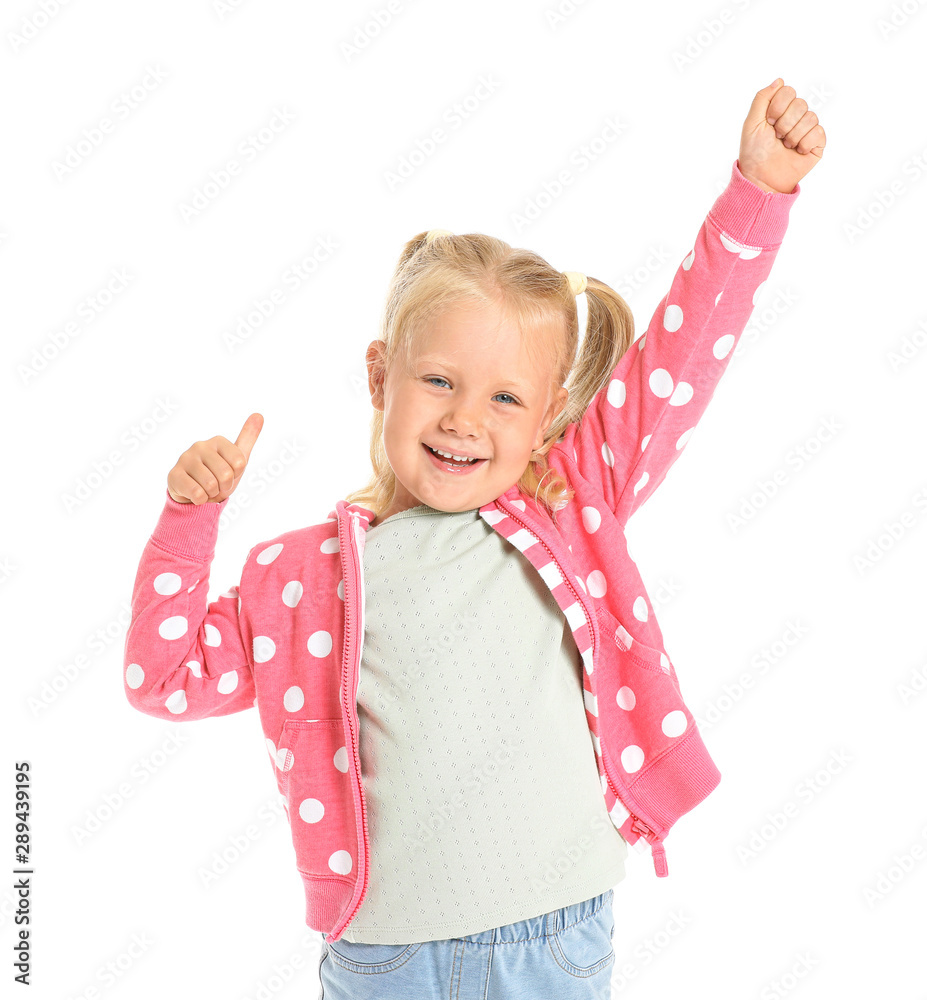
124, 159, 801, 943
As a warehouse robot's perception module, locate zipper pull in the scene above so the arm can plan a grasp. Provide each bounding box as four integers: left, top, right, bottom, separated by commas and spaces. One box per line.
651, 841, 668, 877
631, 819, 669, 877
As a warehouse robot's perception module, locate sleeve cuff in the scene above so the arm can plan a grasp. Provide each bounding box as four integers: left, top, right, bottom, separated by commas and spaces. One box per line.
707, 158, 801, 249
150, 487, 228, 560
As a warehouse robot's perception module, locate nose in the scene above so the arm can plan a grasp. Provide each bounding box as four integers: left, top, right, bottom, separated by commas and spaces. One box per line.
440, 396, 482, 438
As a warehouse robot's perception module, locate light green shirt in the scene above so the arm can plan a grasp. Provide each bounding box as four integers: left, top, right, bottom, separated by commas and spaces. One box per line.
339, 503, 627, 944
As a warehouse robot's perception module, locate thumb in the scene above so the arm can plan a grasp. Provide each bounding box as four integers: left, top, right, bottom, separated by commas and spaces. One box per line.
235, 412, 264, 463
746, 77, 783, 125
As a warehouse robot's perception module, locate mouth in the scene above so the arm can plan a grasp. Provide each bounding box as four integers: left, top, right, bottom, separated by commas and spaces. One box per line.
423, 443, 488, 474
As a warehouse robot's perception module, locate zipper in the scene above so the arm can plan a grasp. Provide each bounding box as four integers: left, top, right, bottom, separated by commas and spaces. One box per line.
333, 507, 371, 936
495, 494, 669, 879
601, 745, 669, 877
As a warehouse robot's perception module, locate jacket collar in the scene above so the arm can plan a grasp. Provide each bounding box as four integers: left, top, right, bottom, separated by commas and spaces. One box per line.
343, 482, 525, 529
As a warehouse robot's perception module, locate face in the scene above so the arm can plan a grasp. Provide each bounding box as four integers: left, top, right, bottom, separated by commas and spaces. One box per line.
366, 300, 569, 525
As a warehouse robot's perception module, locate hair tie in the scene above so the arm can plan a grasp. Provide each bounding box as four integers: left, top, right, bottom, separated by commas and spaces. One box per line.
563, 271, 587, 296
425, 229, 454, 243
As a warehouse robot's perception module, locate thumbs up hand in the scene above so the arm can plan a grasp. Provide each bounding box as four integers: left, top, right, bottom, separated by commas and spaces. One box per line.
167, 413, 264, 504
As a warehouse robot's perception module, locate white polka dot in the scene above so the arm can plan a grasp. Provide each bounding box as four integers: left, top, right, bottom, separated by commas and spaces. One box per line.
720, 232, 745, 254
638, 333, 647, 351
713, 334, 735, 359
752, 280, 767, 305
329, 850, 352, 875
283, 686, 305, 712
621, 745, 644, 773
607, 379, 626, 408
125, 663, 144, 688
257, 543, 284, 565
663, 304, 683, 332
299, 798, 325, 823
586, 570, 606, 597
669, 382, 693, 406
739, 246, 761, 260
660, 653, 671, 673
320, 536, 340, 554
662, 711, 687, 737
574, 575, 587, 593
154, 572, 181, 595
158, 616, 187, 640
186, 659, 202, 677
601, 441, 613, 468
220, 587, 237, 599
715, 291, 723, 306
204, 623, 221, 647
616, 686, 636, 710
337, 579, 344, 601
676, 427, 695, 450
333, 747, 349, 773
641, 434, 651, 451
253, 636, 276, 663
265, 737, 276, 759
649, 368, 674, 398
632, 597, 648, 622
166, 690, 187, 714
217, 671, 238, 694
511, 499, 526, 510
282, 581, 303, 607
682, 249, 695, 270
581, 506, 601, 533
308, 631, 333, 657
276, 747, 294, 771
633, 471, 649, 496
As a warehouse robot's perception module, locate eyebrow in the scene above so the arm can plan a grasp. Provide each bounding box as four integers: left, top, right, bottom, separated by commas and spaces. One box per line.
415, 356, 534, 392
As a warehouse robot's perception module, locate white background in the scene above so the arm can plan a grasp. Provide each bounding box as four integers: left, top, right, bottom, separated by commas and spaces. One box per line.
4, 0, 926, 997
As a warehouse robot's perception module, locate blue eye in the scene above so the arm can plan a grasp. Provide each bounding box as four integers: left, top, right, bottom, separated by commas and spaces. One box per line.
494, 393, 517, 405
426, 377, 449, 388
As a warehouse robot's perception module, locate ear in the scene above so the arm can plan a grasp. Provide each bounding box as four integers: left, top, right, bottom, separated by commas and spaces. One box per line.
366, 340, 387, 411
534, 386, 569, 450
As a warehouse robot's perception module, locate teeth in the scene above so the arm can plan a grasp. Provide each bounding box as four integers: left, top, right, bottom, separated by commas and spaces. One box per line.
432, 447, 477, 463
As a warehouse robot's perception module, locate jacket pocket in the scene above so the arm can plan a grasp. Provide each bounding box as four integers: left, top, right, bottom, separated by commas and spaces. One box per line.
594, 605, 694, 786
277, 718, 356, 880
595, 606, 671, 675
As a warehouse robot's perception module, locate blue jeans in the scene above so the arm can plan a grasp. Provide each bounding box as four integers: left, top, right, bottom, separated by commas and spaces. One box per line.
317, 889, 615, 999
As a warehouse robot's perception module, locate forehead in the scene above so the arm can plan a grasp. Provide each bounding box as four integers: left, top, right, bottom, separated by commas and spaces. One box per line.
411, 301, 558, 377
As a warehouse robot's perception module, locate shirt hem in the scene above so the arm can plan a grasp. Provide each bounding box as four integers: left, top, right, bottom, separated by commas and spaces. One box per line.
339, 861, 627, 944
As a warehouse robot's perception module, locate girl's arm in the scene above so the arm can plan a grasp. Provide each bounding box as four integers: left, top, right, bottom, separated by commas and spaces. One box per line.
123, 490, 256, 720
552, 79, 823, 526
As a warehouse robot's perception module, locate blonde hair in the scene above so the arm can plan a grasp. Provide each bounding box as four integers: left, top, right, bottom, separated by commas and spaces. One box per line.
345, 229, 635, 520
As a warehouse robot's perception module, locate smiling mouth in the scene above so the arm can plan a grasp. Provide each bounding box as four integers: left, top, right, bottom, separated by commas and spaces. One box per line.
423, 443, 487, 469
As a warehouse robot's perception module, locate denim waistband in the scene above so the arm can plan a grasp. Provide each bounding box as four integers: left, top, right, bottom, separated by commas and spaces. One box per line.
455, 889, 613, 945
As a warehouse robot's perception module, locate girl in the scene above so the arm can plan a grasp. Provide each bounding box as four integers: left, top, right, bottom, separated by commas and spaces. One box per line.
124, 78, 824, 998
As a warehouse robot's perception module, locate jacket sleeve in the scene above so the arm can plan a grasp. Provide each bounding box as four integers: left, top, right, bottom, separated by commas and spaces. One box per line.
123, 488, 256, 721
552, 159, 802, 526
